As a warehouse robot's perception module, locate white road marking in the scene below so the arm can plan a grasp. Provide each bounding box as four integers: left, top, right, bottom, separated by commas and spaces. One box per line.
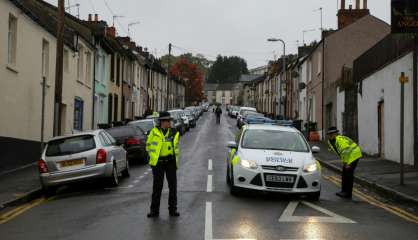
205, 202, 213, 240
205, 201, 256, 240
144, 172, 149, 175
139, 176, 144, 179
279, 201, 356, 223
207, 175, 213, 192
208, 159, 213, 171
133, 180, 139, 183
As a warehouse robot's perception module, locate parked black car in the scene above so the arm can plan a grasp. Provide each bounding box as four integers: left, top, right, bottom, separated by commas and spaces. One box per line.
168, 110, 187, 135
106, 126, 147, 163
128, 119, 157, 135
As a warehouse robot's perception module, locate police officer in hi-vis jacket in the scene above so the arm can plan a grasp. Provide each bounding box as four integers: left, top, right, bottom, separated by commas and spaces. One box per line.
146, 112, 180, 217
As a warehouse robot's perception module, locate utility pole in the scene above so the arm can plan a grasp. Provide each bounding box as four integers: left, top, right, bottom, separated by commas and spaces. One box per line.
53, 0, 65, 136
167, 43, 172, 110
399, 72, 409, 185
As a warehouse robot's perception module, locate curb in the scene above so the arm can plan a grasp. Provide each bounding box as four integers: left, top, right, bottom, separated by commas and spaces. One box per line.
318, 159, 418, 205
0, 188, 43, 211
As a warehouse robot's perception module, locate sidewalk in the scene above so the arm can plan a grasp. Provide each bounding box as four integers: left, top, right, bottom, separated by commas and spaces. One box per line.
0, 163, 42, 210
311, 141, 418, 205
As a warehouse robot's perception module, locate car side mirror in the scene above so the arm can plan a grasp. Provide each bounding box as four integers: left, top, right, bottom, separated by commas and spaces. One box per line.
311, 146, 320, 153
226, 141, 237, 149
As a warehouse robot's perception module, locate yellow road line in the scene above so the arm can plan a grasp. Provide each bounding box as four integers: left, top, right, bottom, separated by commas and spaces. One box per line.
0, 197, 49, 224
324, 175, 418, 224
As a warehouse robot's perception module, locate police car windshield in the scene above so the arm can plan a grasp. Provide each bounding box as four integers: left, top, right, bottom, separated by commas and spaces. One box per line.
241, 129, 309, 152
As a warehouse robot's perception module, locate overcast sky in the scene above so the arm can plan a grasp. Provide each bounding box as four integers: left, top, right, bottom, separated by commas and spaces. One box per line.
45, 0, 391, 69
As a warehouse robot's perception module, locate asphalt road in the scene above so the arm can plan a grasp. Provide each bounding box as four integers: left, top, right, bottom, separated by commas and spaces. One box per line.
0, 111, 417, 240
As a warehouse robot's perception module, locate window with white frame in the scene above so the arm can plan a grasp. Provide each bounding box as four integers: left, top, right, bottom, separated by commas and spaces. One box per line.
317, 51, 322, 74
41, 40, 49, 78
77, 45, 84, 82
85, 51, 92, 86
8, 14, 17, 66
64, 49, 69, 73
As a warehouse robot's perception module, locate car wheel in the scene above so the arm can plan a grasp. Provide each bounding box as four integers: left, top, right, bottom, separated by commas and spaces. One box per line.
42, 186, 57, 198
121, 159, 130, 178
307, 191, 321, 201
108, 163, 119, 187
226, 164, 231, 185
229, 165, 241, 196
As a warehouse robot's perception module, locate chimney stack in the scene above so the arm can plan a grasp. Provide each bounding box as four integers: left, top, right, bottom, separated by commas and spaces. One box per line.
88, 14, 92, 21
106, 26, 116, 38
340, 0, 345, 9
356, 0, 360, 9
94, 14, 99, 21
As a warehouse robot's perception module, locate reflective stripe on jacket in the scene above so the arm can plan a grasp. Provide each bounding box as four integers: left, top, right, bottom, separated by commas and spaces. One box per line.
328, 135, 362, 165
146, 127, 180, 167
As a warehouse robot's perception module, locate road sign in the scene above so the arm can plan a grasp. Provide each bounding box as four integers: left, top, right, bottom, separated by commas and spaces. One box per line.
391, 0, 418, 33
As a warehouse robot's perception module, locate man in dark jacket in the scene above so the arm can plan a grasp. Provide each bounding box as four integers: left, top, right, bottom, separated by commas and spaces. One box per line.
215, 105, 222, 124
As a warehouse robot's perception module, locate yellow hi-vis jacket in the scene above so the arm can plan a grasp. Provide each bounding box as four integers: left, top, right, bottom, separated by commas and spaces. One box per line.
146, 127, 180, 167
328, 135, 362, 165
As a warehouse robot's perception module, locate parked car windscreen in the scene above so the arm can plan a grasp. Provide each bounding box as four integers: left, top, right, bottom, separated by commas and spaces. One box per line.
46, 135, 96, 157
241, 129, 309, 152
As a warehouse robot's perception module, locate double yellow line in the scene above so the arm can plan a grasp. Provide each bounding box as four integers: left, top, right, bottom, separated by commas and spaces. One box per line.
0, 197, 54, 224
325, 175, 418, 224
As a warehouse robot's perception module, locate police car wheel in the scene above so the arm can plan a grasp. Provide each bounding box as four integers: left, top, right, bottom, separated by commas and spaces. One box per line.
229, 166, 242, 196
307, 191, 321, 201
226, 164, 231, 185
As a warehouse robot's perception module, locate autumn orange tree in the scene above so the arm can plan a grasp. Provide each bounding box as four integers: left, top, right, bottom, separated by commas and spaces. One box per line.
170, 58, 204, 105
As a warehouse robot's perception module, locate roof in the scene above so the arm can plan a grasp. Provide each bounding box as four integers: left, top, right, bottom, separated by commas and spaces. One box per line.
239, 74, 263, 82
9, 0, 77, 50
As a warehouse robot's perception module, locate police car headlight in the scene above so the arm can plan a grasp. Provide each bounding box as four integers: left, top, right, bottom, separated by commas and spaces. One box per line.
303, 162, 317, 173
240, 159, 258, 169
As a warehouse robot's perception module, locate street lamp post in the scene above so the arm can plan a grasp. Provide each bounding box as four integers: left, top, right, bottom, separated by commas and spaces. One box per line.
268, 38, 286, 118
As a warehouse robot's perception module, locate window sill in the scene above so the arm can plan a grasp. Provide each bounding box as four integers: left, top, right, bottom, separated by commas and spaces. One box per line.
6, 64, 18, 74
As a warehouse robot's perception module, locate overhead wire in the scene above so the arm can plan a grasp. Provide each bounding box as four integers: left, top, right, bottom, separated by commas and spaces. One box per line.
102, 0, 129, 36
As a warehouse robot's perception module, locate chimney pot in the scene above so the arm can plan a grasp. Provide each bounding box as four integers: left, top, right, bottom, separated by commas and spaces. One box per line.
340, 0, 345, 10
88, 14, 92, 21
94, 14, 99, 21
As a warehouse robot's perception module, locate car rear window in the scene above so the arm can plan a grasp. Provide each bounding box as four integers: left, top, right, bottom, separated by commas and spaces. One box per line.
46, 135, 96, 157
241, 129, 309, 152
107, 126, 143, 138
130, 121, 154, 133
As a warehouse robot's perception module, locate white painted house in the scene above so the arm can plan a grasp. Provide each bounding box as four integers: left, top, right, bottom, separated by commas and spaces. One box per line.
356, 35, 416, 165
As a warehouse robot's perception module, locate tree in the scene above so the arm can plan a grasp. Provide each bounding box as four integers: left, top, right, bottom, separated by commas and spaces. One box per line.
170, 58, 204, 105
161, 53, 212, 76
207, 55, 249, 84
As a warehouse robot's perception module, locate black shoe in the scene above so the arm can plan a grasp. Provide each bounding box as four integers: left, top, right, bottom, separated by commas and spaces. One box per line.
336, 192, 351, 199
169, 211, 180, 217
147, 212, 159, 218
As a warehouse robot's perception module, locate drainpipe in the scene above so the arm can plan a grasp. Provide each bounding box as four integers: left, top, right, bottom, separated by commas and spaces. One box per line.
92, 40, 97, 129
321, 39, 325, 141
414, 36, 418, 168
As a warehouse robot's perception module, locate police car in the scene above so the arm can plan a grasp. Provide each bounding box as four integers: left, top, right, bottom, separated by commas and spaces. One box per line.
226, 123, 321, 200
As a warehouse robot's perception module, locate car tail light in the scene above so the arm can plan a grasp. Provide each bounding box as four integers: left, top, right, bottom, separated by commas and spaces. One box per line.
96, 149, 107, 164
126, 137, 141, 145
38, 159, 48, 173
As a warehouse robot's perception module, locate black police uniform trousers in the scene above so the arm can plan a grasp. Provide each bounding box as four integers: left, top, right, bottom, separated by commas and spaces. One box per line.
150, 156, 177, 213
341, 159, 359, 197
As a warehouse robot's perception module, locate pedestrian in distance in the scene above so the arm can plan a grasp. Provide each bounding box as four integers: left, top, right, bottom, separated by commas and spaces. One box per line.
327, 127, 362, 199
146, 111, 180, 218
215, 105, 222, 124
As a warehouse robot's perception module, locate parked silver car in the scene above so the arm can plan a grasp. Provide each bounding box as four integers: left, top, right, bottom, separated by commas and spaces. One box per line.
39, 130, 129, 195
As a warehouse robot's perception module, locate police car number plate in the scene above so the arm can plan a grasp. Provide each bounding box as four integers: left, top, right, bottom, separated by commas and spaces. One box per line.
265, 174, 294, 183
